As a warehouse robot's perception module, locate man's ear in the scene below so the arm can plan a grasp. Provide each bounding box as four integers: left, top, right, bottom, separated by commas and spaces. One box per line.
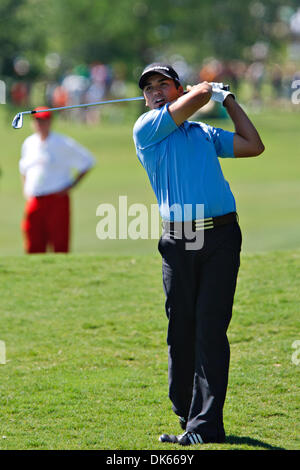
143, 93, 150, 108
178, 85, 184, 96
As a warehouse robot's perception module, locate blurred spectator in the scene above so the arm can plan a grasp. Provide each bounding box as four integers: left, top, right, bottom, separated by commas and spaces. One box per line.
8, 57, 297, 122
10, 82, 29, 106
246, 61, 265, 106
84, 63, 108, 124
222, 60, 247, 94
19, 107, 95, 253
270, 64, 283, 99
199, 59, 224, 83
52, 85, 68, 108
61, 69, 90, 121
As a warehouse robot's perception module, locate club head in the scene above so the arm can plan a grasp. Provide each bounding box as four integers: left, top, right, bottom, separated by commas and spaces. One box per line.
12, 113, 23, 129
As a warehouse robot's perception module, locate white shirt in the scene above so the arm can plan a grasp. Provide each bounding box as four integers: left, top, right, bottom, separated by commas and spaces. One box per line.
19, 132, 95, 197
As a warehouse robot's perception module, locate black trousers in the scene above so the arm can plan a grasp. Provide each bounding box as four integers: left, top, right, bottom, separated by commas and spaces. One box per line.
158, 221, 242, 439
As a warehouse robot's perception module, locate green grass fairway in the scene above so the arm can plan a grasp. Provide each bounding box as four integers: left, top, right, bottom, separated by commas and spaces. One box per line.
0, 106, 300, 256
0, 250, 299, 450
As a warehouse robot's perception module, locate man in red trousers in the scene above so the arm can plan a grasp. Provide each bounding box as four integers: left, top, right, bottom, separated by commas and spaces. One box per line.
19, 107, 95, 253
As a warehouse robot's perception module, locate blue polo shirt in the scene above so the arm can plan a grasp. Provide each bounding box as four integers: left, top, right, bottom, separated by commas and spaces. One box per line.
133, 104, 236, 221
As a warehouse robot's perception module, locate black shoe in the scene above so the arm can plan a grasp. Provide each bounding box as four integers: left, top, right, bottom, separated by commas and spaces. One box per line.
179, 416, 187, 430
159, 431, 225, 445
159, 431, 203, 445
159, 433, 179, 443
178, 432, 204, 446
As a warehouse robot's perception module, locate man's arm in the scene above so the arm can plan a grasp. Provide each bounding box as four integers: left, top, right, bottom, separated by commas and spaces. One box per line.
55, 169, 90, 195
68, 169, 89, 190
168, 82, 212, 126
224, 96, 265, 157
20, 174, 28, 199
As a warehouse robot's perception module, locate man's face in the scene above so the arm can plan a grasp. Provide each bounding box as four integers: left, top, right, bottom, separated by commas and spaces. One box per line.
33, 118, 51, 136
143, 73, 183, 109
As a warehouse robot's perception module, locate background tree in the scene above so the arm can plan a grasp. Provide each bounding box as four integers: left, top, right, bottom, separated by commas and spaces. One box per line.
0, 0, 299, 83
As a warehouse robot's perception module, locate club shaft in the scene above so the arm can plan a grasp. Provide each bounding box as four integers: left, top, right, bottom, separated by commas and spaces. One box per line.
30, 96, 145, 115
12, 84, 230, 128
27, 85, 229, 115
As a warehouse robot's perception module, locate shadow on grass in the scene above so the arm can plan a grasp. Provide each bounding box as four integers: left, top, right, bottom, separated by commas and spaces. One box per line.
226, 435, 286, 450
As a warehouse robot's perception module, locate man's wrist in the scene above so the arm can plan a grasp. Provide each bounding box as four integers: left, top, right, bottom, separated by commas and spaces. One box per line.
223, 94, 235, 107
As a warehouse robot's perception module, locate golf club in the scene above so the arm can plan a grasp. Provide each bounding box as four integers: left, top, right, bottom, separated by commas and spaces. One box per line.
12, 96, 145, 129
12, 83, 230, 129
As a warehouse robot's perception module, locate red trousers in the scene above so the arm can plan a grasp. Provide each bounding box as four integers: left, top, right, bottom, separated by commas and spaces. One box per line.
22, 193, 70, 253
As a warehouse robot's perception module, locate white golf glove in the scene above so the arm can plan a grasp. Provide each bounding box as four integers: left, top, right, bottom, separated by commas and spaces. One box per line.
209, 82, 235, 105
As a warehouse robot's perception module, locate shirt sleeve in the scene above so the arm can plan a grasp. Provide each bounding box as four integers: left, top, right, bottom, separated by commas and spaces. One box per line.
62, 136, 95, 172
207, 125, 235, 158
133, 104, 178, 150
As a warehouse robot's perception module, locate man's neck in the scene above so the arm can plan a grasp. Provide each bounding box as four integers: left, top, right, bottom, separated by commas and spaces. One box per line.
39, 131, 50, 141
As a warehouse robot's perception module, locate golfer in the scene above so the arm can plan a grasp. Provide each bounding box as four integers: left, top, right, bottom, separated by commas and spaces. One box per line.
133, 63, 264, 445
19, 107, 95, 253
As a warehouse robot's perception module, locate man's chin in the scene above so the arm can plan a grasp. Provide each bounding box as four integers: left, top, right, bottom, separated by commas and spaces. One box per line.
154, 102, 165, 109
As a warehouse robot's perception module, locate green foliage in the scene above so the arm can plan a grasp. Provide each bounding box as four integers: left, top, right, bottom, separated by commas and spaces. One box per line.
1, 0, 299, 80
0, 0, 47, 78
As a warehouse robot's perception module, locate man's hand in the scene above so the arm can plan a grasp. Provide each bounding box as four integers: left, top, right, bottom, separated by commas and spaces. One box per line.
185, 81, 213, 95
54, 170, 89, 196
209, 82, 235, 106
